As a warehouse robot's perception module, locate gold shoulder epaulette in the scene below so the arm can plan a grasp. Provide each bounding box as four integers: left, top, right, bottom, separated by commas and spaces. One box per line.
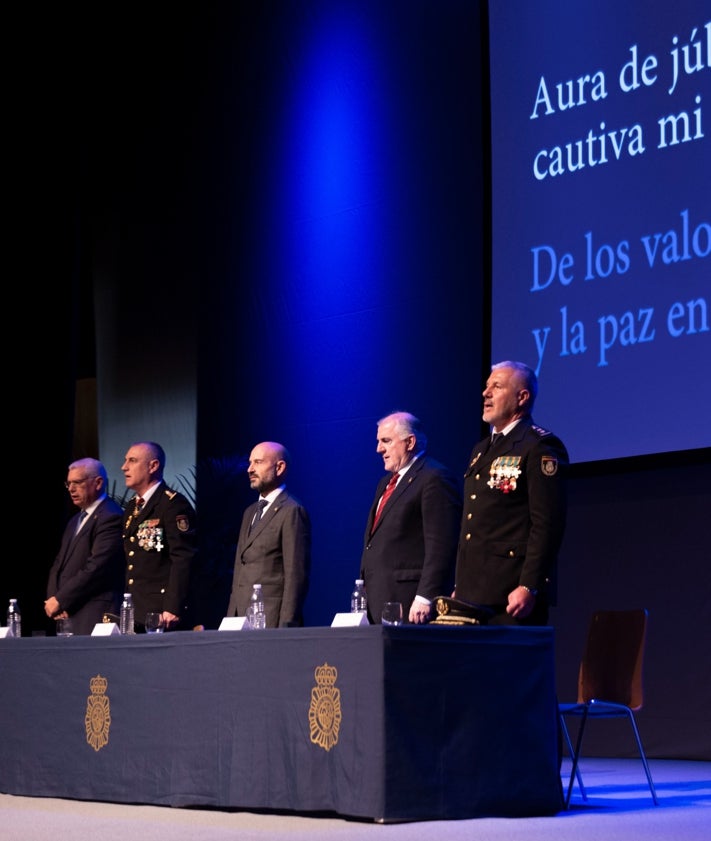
165, 488, 177, 500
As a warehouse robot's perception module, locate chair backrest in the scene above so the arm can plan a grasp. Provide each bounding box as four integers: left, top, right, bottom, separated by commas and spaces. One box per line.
576, 608, 648, 710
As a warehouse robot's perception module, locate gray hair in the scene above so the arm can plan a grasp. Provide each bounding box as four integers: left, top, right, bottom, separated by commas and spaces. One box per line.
130, 441, 167, 474
378, 411, 428, 452
491, 360, 538, 406
68, 457, 108, 484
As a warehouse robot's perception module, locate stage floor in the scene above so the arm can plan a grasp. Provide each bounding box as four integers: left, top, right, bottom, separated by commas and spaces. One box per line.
2, 758, 710, 841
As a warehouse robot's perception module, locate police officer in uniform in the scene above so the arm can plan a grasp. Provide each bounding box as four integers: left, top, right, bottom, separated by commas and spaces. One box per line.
454, 361, 568, 626
121, 441, 197, 632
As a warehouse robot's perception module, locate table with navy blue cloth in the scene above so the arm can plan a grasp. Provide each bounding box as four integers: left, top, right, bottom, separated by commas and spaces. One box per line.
0, 625, 563, 821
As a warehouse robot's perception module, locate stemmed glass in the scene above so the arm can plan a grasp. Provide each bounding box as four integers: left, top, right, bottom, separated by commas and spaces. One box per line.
381, 602, 404, 626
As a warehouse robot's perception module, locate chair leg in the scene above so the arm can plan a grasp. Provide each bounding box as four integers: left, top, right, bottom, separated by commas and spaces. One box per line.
626, 711, 659, 805
559, 712, 587, 804
565, 706, 589, 809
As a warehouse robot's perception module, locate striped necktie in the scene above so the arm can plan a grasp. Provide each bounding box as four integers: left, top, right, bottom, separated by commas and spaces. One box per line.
75, 510, 88, 535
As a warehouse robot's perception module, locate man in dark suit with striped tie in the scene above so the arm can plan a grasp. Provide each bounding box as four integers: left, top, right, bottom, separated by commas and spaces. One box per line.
360, 412, 461, 625
45, 458, 125, 635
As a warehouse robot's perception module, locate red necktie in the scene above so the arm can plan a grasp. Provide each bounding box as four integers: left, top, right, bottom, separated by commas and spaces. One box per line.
372, 474, 399, 532
135, 497, 145, 513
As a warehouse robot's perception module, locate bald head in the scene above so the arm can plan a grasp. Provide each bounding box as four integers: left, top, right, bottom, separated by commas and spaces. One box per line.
247, 441, 291, 495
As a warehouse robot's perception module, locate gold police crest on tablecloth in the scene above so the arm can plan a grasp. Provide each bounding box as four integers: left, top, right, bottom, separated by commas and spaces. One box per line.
85, 674, 111, 752
308, 662, 342, 752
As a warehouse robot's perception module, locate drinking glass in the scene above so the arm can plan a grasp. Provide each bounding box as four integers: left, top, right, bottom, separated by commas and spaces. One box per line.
381, 602, 403, 626
56, 618, 74, 637
145, 612, 164, 633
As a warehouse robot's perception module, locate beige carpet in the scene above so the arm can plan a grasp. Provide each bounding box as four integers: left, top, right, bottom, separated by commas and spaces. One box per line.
2, 759, 710, 841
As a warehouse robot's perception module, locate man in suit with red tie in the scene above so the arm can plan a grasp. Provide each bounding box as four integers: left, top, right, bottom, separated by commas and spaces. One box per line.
360, 412, 461, 625
45, 458, 125, 635
226, 441, 311, 628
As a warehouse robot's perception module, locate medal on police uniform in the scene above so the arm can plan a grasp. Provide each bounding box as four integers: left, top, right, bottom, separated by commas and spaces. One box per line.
488, 456, 522, 493
137, 520, 164, 551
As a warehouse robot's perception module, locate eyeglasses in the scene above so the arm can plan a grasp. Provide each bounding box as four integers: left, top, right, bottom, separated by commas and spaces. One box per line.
64, 477, 95, 489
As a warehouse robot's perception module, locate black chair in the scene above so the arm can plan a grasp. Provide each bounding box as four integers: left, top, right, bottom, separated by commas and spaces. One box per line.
559, 608, 658, 808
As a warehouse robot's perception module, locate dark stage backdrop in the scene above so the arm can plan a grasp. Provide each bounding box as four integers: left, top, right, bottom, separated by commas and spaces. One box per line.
8, 1, 710, 761
191, 0, 487, 626
72, 0, 487, 632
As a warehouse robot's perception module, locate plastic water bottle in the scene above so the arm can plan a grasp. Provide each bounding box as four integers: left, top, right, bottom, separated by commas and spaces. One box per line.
248, 583, 266, 629
120, 593, 135, 635
350, 579, 367, 614
7, 598, 21, 638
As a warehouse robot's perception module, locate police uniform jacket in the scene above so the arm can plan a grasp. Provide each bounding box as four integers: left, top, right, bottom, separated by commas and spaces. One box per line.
122, 481, 197, 626
360, 455, 462, 625
455, 417, 568, 609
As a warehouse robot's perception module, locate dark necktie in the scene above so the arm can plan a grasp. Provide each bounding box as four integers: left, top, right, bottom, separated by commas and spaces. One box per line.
75, 510, 88, 535
249, 499, 268, 534
372, 474, 399, 532
491, 432, 504, 448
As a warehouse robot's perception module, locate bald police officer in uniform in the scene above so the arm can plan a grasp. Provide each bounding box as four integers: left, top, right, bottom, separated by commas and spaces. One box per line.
454, 361, 568, 626
121, 441, 197, 632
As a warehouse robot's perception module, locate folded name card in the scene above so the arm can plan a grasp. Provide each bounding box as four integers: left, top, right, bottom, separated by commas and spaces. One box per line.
331, 612, 369, 627
218, 616, 249, 631
92, 622, 120, 636
0, 627, 14, 638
